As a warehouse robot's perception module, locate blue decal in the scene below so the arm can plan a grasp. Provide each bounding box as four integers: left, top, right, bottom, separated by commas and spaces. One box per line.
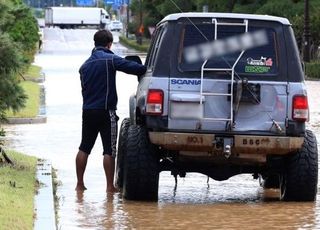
171, 79, 201, 85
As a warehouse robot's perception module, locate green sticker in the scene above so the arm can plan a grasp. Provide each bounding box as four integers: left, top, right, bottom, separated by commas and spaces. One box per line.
245, 65, 270, 73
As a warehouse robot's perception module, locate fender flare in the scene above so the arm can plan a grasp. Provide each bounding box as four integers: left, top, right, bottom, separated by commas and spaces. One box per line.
129, 94, 137, 125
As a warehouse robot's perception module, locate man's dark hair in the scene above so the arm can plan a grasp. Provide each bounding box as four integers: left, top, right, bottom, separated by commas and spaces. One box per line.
94, 29, 113, 47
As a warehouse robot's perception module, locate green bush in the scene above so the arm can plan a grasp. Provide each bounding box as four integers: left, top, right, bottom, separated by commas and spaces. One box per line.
306, 62, 320, 79
119, 36, 150, 52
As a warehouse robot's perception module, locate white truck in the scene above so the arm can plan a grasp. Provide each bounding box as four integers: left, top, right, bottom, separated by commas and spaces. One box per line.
45, 7, 110, 29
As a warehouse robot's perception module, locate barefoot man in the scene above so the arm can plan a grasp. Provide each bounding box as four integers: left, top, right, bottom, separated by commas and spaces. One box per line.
75, 29, 146, 192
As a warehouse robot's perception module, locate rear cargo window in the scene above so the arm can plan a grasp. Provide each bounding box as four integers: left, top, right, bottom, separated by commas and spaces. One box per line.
179, 23, 278, 76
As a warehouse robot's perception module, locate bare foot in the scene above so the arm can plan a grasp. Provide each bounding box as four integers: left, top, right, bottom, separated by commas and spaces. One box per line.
75, 183, 87, 191
107, 186, 119, 193
76, 190, 84, 202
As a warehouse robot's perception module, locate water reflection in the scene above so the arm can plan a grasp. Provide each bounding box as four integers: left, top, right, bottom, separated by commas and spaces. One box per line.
99, 195, 319, 230
72, 171, 320, 229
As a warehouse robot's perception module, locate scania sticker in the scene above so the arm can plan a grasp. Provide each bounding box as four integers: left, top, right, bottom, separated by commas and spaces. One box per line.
171, 79, 201, 85
247, 57, 273, 66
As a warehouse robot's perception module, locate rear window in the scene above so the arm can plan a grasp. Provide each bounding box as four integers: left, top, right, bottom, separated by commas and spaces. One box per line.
178, 21, 279, 76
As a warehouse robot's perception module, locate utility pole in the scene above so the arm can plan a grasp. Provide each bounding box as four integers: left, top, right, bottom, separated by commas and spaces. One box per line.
137, 0, 142, 45
126, 0, 129, 38
303, 0, 310, 62
203, 5, 208, 12
139, 0, 142, 29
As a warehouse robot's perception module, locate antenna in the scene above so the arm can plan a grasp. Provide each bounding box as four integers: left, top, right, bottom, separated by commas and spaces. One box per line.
168, 0, 209, 41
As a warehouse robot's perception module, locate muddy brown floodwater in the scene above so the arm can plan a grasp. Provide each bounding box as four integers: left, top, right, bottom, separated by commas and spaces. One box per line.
3, 28, 320, 229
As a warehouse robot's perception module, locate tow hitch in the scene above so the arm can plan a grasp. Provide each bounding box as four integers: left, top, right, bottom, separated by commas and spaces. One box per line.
215, 137, 233, 158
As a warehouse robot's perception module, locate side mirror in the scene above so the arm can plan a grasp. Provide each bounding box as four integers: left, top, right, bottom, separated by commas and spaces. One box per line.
125, 55, 142, 64
125, 55, 143, 81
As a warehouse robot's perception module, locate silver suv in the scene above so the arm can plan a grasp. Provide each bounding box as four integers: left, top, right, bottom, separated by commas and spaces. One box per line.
115, 13, 318, 201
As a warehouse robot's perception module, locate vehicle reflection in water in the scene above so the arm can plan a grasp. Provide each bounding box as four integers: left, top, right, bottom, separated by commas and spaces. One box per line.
72, 171, 320, 229
73, 175, 319, 229
3, 28, 320, 229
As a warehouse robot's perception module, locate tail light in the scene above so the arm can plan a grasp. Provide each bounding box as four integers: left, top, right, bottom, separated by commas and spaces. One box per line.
146, 89, 163, 115
292, 95, 309, 122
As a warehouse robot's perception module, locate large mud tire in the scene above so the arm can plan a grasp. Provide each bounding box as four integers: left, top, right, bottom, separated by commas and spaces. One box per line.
123, 125, 159, 201
280, 130, 318, 201
115, 118, 131, 189
263, 175, 280, 189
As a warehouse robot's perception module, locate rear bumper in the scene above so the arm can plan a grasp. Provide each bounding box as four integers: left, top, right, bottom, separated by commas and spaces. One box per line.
149, 132, 304, 155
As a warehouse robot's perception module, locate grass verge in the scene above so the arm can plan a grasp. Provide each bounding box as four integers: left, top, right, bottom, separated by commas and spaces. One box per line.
6, 63, 42, 119
119, 36, 150, 52
0, 150, 37, 230
24, 65, 42, 80
5, 81, 40, 118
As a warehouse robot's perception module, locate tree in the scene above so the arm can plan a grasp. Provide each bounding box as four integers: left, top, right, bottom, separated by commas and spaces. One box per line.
3, 1, 39, 67
0, 0, 38, 126
143, 0, 163, 26
156, 0, 196, 16
129, 0, 163, 37
196, 0, 237, 12
129, 0, 197, 36
0, 33, 27, 122
129, 0, 320, 59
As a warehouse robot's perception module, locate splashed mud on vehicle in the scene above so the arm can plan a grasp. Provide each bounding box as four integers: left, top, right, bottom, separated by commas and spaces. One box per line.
116, 12, 318, 202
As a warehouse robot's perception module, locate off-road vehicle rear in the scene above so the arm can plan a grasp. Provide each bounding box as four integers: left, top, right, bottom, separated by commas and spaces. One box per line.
116, 12, 318, 201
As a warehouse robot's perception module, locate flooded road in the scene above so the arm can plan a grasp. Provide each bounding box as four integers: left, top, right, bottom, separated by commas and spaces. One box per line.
3, 28, 320, 229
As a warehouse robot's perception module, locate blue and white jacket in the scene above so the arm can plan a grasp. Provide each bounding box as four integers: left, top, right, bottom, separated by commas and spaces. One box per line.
79, 47, 146, 110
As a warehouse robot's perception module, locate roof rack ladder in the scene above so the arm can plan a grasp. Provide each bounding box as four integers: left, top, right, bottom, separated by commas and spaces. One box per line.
199, 19, 248, 129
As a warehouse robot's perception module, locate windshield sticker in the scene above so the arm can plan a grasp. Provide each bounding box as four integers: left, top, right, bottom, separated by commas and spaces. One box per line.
245, 65, 270, 73
245, 56, 273, 73
247, 57, 273, 66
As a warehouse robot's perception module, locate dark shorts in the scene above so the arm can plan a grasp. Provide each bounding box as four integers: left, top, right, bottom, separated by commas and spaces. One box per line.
79, 109, 118, 156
